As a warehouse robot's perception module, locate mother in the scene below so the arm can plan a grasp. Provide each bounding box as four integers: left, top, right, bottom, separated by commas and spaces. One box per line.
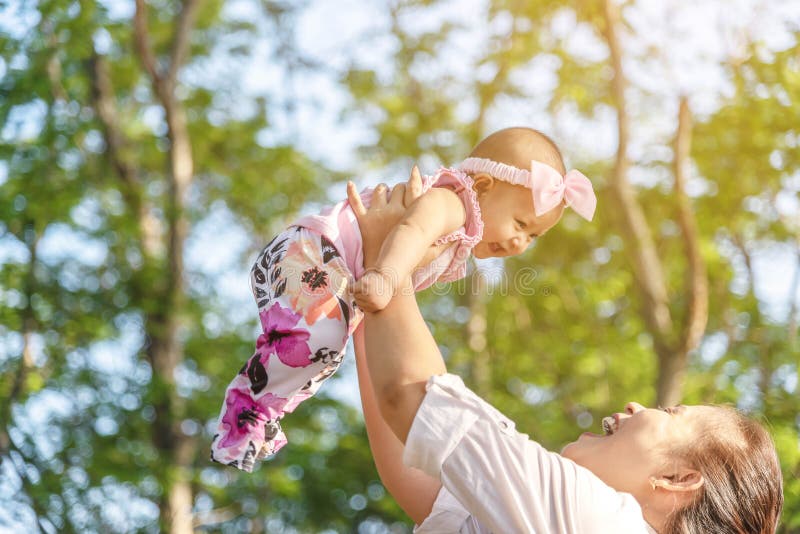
349, 178, 783, 533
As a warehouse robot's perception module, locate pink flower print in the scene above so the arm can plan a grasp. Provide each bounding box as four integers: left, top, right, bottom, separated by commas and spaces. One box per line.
218, 387, 287, 450
281, 238, 350, 326
257, 302, 312, 368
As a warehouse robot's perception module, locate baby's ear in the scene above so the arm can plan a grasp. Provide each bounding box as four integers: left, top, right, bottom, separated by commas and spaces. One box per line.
472, 173, 495, 195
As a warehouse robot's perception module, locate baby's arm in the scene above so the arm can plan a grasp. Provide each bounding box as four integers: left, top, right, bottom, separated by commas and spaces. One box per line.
353, 186, 465, 312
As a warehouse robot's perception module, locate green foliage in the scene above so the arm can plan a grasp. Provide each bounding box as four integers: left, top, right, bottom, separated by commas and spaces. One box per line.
0, 0, 406, 531
1, 0, 797, 532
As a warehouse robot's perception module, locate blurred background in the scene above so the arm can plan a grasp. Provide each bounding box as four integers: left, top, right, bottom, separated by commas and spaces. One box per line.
1, 0, 799, 532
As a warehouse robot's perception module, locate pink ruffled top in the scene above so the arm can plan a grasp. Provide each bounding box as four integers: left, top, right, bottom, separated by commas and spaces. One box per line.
293, 167, 484, 291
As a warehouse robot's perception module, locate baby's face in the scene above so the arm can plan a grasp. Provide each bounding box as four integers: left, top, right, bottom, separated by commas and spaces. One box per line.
473, 181, 563, 259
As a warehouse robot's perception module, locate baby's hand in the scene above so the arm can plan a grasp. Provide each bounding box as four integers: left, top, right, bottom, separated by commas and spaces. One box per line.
352, 269, 395, 312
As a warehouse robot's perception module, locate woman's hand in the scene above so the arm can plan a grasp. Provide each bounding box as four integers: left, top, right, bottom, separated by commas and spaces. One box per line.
348, 165, 423, 311
347, 165, 423, 269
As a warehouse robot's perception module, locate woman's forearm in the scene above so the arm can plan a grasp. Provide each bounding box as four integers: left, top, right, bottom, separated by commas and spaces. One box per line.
353, 326, 441, 524
363, 280, 447, 443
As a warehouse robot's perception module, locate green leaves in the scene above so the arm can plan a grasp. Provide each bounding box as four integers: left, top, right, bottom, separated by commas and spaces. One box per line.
1, 1, 798, 531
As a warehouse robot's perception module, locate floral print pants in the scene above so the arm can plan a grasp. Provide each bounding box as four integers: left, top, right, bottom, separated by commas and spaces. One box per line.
210, 227, 361, 471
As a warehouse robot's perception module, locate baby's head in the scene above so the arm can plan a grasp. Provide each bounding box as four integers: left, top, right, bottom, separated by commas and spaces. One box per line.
460, 127, 595, 259
471, 127, 567, 174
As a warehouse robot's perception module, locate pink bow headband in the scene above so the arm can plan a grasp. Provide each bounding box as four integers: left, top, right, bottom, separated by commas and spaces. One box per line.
458, 157, 597, 221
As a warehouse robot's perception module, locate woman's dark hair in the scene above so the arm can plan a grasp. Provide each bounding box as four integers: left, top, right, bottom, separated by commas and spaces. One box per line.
664, 406, 783, 534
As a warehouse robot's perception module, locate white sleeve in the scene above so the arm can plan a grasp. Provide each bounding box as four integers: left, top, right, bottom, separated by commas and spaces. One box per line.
404, 374, 654, 534
414, 486, 488, 534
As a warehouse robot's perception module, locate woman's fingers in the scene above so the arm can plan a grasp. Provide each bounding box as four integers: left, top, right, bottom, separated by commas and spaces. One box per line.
389, 183, 407, 208
371, 183, 389, 207
349, 167, 421, 217
404, 165, 422, 207
347, 181, 366, 217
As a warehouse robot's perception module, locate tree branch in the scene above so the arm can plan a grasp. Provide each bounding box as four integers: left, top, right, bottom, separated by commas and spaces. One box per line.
166, 0, 201, 90
601, 0, 673, 348
134, 0, 164, 97
89, 53, 138, 190
731, 232, 756, 293
673, 97, 708, 354
89, 52, 163, 258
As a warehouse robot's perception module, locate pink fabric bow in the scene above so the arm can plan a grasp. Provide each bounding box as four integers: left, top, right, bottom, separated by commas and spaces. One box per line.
530, 161, 597, 221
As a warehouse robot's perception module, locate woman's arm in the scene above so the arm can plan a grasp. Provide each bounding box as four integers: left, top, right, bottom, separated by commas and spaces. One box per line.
353, 186, 465, 312
363, 280, 446, 442
348, 170, 445, 524
353, 325, 442, 524
348, 181, 449, 441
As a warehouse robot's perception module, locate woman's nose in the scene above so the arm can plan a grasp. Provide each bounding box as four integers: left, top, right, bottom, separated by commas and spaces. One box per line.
625, 402, 645, 415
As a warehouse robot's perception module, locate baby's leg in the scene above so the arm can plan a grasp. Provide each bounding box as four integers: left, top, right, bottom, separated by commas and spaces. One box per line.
210, 227, 362, 472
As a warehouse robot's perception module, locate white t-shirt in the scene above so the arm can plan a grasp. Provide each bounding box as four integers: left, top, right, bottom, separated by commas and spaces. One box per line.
404, 374, 658, 534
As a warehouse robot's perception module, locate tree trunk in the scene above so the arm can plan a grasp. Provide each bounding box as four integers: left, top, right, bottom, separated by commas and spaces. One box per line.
661, 97, 708, 406
602, 1, 708, 407
132, 1, 200, 530
673, 98, 708, 356
601, 0, 672, 342
602, 0, 672, 395
655, 351, 689, 408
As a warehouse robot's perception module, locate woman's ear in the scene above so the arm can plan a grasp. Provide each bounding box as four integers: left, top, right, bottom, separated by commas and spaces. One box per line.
649, 469, 705, 493
472, 173, 495, 196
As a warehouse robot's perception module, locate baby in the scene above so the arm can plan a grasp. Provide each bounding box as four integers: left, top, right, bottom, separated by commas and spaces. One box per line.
211, 127, 596, 471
